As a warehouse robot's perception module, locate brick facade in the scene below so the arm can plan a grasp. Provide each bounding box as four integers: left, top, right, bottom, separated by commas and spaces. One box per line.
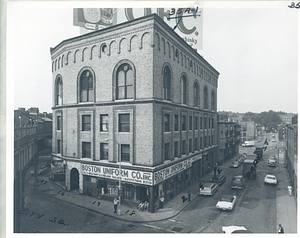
50, 14, 219, 213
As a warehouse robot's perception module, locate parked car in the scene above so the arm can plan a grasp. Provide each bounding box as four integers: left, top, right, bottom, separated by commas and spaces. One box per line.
222, 226, 252, 233
229, 160, 241, 168
199, 183, 218, 196
210, 175, 226, 186
264, 174, 277, 185
272, 139, 276, 142
231, 175, 246, 189
216, 194, 237, 211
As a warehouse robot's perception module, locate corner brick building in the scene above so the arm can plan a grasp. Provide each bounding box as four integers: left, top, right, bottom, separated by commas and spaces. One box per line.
50, 14, 219, 213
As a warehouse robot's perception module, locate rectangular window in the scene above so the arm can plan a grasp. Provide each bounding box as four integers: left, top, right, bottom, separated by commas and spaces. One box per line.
212, 118, 214, 129
204, 117, 207, 129
195, 117, 198, 130
57, 116, 61, 130
189, 139, 192, 153
182, 115, 186, 131
209, 118, 211, 129
195, 138, 198, 151
164, 114, 170, 132
200, 137, 202, 149
119, 114, 130, 132
82, 115, 91, 131
100, 114, 108, 132
82, 142, 91, 158
100, 143, 108, 160
200, 117, 203, 129
57, 139, 61, 154
174, 115, 179, 131
189, 116, 192, 130
212, 135, 214, 145
174, 142, 178, 157
182, 140, 186, 154
209, 136, 211, 146
164, 143, 169, 160
204, 136, 207, 148
121, 144, 130, 162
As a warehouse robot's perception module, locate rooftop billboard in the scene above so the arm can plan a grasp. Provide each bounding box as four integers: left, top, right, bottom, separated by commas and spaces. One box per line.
73, 7, 203, 49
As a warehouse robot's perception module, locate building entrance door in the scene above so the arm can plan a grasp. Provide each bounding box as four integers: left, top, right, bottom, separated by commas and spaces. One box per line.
70, 168, 79, 190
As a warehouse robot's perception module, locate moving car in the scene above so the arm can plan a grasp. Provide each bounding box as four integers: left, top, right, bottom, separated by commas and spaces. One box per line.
264, 174, 277, 185
199, 183, 218, 196
216, 194, 237, 211
231, 175, 246, 189
222, 226, 252, 233
268, 156, 277, 167
210, 175, 226, 186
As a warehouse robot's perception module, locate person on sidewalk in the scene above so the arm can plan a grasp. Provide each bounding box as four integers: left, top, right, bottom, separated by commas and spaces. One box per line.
113, 197, 119, 213
278, 224, 284, 233
159, 196, 164, 209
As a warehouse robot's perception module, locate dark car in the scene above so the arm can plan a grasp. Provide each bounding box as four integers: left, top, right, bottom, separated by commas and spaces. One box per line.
210, 175, 226, 185
231, 175, 246, 189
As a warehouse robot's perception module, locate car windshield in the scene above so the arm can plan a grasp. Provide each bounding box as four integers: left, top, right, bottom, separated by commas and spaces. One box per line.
233, 178, 241, 182
219, 195, 233, 202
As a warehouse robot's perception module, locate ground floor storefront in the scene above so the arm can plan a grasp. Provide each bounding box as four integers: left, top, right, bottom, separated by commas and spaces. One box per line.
57, 147, 218, 213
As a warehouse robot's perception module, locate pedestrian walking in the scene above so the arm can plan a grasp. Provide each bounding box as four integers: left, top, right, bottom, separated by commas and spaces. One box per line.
278, 224, 284, 233
113, 197, 119, 213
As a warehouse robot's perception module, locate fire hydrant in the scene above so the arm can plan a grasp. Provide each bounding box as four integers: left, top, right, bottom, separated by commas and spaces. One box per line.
287, 186, 293, 196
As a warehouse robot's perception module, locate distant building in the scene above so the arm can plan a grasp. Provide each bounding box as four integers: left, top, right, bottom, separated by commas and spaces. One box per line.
217, 121, 240, 164
240, 121, 256, 142
14, 107, 52, 232
279, 113, 296, 125
285, 123, 297, 202
50, 14, 219, 213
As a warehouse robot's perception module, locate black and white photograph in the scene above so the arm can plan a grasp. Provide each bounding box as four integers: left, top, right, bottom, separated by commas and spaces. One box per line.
2, 0, 299, 236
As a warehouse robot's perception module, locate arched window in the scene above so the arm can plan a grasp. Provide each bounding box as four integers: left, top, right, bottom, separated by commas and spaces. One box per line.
194, 81, 199, 107
55, 76, 62, 105
163, 66, 171, 100
211, 91, 215, 111
204, 86, 209, 109
181, 75, 187, 104
80, 70, 94, 102
116, 64, 134, 99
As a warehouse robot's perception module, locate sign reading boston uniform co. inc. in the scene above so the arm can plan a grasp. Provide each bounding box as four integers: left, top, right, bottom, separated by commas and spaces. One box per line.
73, 5, 203, 49
153, 158, 193, 185
81, 164, 153, 185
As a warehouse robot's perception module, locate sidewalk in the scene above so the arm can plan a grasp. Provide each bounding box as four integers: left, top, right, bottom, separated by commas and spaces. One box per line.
31, 156, 237, 223
276, 153, 297, 233
29, 151, 297, 229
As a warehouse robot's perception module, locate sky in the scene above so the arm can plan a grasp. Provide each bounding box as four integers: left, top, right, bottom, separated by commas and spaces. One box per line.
8, 1, 298, 114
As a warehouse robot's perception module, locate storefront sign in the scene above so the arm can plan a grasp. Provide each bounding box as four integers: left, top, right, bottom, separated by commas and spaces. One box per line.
192, 154, 202, 162
81, 164, 153, 185
153, 158, 192, 185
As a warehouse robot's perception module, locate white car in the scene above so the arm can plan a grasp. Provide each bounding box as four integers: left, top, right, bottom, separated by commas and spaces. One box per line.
222, 226, 252, 233
272, 139, 276, 142
216, 195, 237, 210
264, 174, 277, 185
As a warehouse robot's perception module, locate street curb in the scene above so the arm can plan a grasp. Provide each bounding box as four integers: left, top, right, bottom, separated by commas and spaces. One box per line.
34, 186, 201, 223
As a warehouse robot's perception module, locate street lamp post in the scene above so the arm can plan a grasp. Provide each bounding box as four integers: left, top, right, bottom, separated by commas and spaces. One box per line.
105, 139, 121, 216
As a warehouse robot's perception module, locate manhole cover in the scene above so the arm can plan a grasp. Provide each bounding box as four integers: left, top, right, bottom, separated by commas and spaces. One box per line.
127, 224, 135, 228
172, 227, 183, 232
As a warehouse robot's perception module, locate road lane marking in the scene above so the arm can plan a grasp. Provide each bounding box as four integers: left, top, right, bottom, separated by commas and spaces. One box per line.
142, 224, 176, 233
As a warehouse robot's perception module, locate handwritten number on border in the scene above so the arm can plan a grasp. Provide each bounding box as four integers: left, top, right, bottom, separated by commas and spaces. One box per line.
288, 2, 300, 8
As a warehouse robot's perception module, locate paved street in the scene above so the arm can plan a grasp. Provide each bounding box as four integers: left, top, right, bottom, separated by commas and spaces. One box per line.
19, 133, 292, 233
